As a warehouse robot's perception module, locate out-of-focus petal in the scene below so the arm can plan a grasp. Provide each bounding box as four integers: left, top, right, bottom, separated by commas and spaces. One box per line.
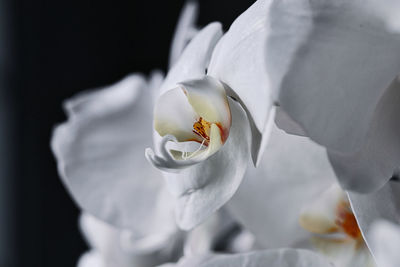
370, 220, 400, 267
299, 184, 344, 235
158, 249, 332, 267
267, 0, 400, 156
51, 74, 176, 235
311, 237, 375, 267
159, 22, 223, 96
348, 181, 400, 259
227, 123, 336, 248
207, 0, 274, 164
162, 98, 251, 230
79, 213, 183, 267
77, 251, 106, 267
169, 1, 199, 68
328, 76, 400, 192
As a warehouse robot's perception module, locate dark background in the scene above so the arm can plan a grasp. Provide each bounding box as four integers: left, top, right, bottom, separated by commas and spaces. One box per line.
1, 0, 254, 266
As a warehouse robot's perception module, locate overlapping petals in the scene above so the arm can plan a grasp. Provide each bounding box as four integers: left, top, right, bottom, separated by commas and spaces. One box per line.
264, 0, 400, 192
370, 220, 400, 267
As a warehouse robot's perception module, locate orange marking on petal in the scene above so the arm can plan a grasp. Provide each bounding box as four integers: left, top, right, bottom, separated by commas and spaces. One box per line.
335, 200, 362, 240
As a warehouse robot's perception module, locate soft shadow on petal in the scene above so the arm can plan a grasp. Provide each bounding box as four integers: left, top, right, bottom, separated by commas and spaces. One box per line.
370, 220, 400, 267
159, 22, 223, 96
348, 181, 400, 260
328, 76, 400, 193
158, 248, 332, 267
267, 0, 400, 155
169, 1, 199, 69
51, 74, 176, 236
227, 124, 336, 248
208, 0, 274, 164
163, 98, 251, 230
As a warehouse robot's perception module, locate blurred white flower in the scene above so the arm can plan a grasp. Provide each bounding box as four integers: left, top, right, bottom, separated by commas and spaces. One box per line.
226, 123, 376, 266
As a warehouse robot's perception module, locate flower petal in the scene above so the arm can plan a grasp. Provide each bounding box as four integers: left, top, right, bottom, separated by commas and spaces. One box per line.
299, 184, 345, 235
79, 213, 183, 267
159, 22, 223, 96
327, 76, 400, 192
227, 123, 336, 248
161, 98, 251, 230
169, 1, 199, 68
159, 249, 332, 267
51, 74, 176, 235
310, 237, 375, 267
267, 0, 400, 155
77, 251, 106, 267
348, 180, 400, 259
207, 0, 274, 164
370, 220, 400, 267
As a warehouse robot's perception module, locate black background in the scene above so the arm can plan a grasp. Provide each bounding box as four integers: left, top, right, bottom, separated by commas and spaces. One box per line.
1, 0, 255, 266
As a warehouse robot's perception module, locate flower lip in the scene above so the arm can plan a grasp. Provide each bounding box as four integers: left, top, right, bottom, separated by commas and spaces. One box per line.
148, 76, 232, 171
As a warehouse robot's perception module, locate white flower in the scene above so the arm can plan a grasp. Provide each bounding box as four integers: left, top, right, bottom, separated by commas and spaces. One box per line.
50, 1, 199, 236
226, 123, 376, 266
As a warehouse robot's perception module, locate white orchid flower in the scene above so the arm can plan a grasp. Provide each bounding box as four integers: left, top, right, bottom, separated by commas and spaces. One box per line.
145, 0, 276, 230
369, 220, 400, 267
264, 0, 400, 193
77, 213, 183, 267
158, 248, 332, 267
51, 1, 199, 236
227, 123, 376, 266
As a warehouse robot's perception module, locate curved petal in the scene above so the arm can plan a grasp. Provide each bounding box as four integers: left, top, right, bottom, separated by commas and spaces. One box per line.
207, 0, 274, 164
159, 249, 332, 267
348, 181, 400, 260
327, 76, 400, 193
148, 77, 232, 171
159, 22, 223, 96
79, 213, 183, 267
51, 74, 176, 235
169, 1, 199, 68
161, 98, 251, 230
227, 123, 336, 248
267, 0, 400, 155
370, 220, 400, 267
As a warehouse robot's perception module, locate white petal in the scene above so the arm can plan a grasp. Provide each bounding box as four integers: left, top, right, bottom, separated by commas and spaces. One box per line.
77, 251, 106, 267
161, 98, 251, 230
51, 74, 176, 235
169, 1, 199, 68
267, 0, 400, 156
370, 220, 400, 267
328, 76, 400, 192
80, 213, 183, 267
159, 22, 223, 96
159, 249, 332, 267
299, 184, 345, 235
227, 123, 336, 248
207, 0, 274, 164
311, 237, 375, 267
348, 181, 400, 260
